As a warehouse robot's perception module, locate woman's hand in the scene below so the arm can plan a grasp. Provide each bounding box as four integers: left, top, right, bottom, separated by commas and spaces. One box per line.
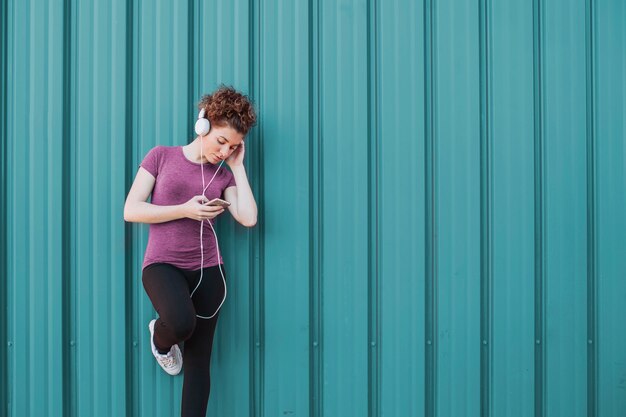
179, 195, 225, 221
226, 140, 245, 168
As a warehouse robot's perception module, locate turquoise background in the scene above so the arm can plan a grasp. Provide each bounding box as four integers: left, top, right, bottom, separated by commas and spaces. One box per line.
1, 0, 625, 416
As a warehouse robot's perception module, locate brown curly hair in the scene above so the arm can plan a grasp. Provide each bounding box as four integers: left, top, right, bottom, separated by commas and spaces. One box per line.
198, 85, 257, 135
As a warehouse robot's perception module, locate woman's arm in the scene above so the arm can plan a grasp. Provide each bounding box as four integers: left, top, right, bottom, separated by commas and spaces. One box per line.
124, 167, 225, 224
224, 165, 257, 227
123, 168, 186, 224
224, 141, 258, 227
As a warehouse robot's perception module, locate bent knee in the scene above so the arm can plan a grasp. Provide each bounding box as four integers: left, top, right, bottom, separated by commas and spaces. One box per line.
170, 314, 197, 341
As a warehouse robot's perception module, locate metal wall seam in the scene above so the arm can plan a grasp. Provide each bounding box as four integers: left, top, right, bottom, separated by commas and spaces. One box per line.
188, 0, 195, 119
5, 0, 15, 411
532, 0, 545, 415
73, 0, 91, 412
251, 0, 264, 415
130, 1, 145, 415
479, 0, 493, 415
367, 0, 380, 416
0, 0, 8, 413
133, 1, 154, 414
424, 0, 437, 416
308, 0, 322, 415
62, 0, 74, 415
585, 0, 597, 414
67, 0, 79, 414
123, 0, 135, 415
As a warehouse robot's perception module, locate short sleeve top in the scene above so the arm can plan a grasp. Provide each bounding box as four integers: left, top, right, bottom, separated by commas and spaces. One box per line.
139, 145, 236, 271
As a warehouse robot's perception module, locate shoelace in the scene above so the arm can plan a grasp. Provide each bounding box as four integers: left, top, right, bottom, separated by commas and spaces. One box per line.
159, 351, 177, 368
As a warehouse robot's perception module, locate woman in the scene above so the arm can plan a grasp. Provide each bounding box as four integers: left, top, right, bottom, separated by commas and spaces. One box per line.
123, 85, 257, 417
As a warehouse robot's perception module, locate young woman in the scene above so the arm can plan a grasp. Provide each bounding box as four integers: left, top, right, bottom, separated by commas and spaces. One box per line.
123, 86, 257, 417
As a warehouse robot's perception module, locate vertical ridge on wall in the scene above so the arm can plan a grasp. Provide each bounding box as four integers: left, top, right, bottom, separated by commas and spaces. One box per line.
584, 0, 597, 415
491, 1, 536, 415
367, 0, 380, 415
113, 0, 132, 412
62, 0, 74, 415
423, 0, 436, 415
250, 0, 264, 416
249, 0, 264, 414
123, 0, 135, 415
8, 1, 28, 413
67, 0, 79, 414
0, 0, 7, 414
308, 0, 322, 414
129, 3, 142, 417
0, 0, 8, 413
5, 1, 18, 415
74, 0, 95, 411
479, 0, 492, 415
596, 1, 626, 414
188, 0, 195, 134
532, 0, 545, 415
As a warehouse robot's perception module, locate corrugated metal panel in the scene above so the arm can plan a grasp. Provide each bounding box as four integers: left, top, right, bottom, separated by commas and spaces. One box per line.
6, 1, 68, 417
72, 0, 129, 415
596, 1, 626, 416
379, 1, 425, 416
259, 0, 312, 416
490, 1, 535, 415
543, 2, 588, 415
2, 1, 625, 417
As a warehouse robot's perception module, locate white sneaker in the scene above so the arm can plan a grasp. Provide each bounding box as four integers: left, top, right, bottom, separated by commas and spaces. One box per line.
148, 319, 182, 375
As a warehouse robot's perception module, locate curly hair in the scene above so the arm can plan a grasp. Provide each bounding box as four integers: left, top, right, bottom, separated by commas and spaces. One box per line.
198, 85, 257, 135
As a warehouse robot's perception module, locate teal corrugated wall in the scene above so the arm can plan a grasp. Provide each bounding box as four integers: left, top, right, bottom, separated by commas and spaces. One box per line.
2, 1, 625, 416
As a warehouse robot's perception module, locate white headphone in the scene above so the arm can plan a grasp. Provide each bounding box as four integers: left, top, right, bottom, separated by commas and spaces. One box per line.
195, 108, 211, 136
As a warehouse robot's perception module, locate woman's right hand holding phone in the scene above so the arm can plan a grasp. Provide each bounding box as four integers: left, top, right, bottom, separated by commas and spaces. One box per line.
180, 195, 225, 221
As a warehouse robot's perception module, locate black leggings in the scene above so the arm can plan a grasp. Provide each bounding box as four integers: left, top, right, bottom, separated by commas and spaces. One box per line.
142, 262, 227, 417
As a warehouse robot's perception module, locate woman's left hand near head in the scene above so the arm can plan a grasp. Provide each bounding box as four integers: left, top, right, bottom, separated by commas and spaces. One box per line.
226, 141, 245, 168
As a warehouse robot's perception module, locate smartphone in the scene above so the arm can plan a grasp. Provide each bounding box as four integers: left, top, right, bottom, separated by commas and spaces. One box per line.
206, 198, 231, 208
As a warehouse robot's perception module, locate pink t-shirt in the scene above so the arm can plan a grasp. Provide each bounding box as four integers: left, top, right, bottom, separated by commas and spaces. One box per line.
139, 145, 236, 271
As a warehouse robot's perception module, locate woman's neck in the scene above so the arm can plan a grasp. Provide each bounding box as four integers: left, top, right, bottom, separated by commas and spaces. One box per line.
185, 137, 208, 163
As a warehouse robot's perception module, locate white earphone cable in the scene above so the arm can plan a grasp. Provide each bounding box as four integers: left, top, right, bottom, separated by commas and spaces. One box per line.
190, 135, 227, 319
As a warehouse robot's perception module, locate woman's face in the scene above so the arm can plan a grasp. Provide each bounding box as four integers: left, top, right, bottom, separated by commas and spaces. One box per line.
201, 125, 244, 164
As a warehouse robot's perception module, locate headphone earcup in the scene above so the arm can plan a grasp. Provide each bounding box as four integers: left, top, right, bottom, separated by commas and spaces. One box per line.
195, 118, 211, 136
